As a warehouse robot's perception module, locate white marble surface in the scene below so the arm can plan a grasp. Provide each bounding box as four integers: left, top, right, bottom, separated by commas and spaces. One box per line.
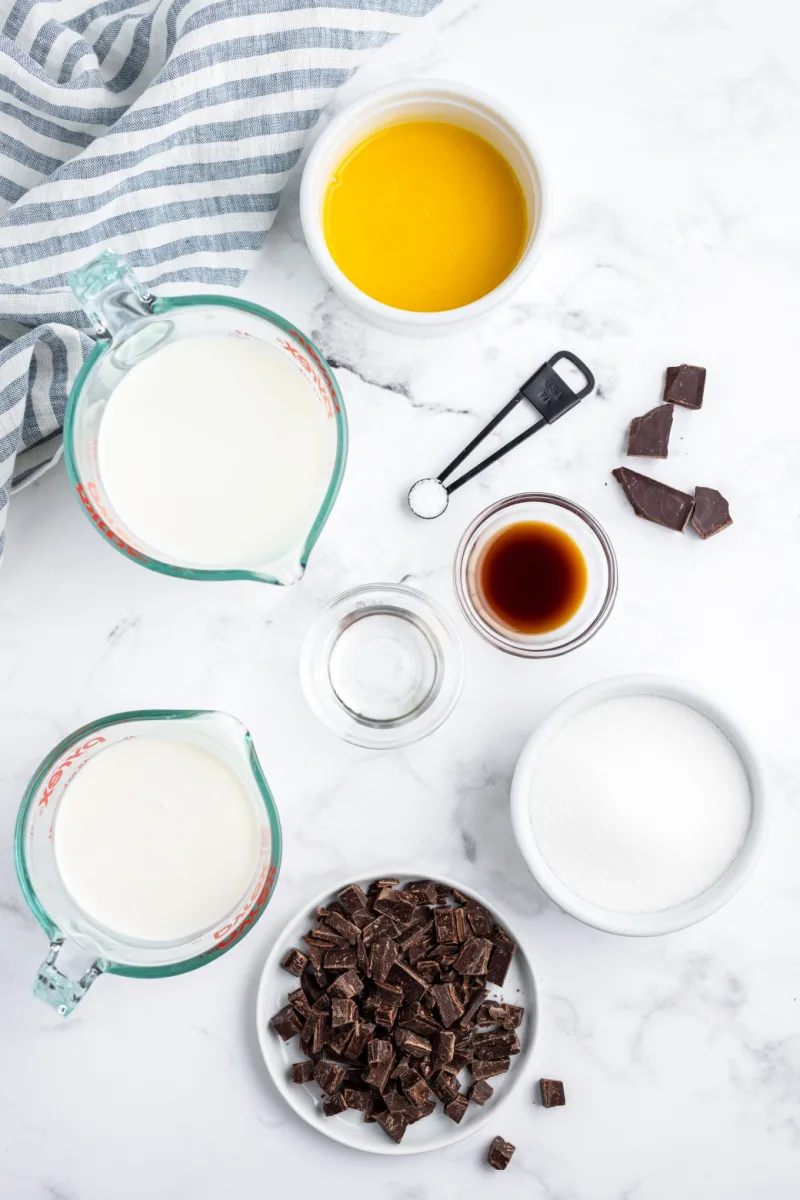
2, 0, 800, 1195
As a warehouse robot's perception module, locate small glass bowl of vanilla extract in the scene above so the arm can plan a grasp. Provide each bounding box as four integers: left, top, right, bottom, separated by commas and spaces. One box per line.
453, 494, 618, 658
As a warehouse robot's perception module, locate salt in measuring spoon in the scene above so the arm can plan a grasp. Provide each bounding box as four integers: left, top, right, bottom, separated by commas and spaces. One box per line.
408, 351, 595, 519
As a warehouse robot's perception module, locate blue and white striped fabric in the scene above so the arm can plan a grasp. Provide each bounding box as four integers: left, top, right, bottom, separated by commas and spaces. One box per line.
0, 0, 440, 558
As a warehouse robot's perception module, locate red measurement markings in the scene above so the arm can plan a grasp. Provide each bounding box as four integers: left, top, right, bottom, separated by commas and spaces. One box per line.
203, 862, 278, 957
76, 483, 150, 564
37, 736, 107, 810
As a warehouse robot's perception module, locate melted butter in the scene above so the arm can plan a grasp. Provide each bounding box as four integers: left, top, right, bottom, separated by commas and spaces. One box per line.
323, 120, 528, 312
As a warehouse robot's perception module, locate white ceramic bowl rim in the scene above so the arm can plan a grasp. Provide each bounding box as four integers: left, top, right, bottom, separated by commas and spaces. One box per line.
255, 868, 538, 1154
299, 78, 550, 330
509, 675, 766, 936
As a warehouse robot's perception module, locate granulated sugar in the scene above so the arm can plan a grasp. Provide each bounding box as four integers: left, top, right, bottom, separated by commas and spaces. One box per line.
528, 695, 752, 913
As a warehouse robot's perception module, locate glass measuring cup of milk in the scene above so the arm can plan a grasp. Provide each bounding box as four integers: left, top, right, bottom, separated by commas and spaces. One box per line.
14, 710, 281, 1016
64, 251, 347, 584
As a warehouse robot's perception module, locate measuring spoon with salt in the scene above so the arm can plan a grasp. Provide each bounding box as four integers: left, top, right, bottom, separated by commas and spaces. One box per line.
408, 351, 595, 519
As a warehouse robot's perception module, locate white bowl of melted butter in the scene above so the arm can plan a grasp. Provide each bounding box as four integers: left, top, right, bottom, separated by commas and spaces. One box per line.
510, 675, 765, 936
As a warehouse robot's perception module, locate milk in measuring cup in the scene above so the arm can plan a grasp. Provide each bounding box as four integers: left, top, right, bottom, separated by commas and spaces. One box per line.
97, 335, 328, 568
53, 738, 260, 942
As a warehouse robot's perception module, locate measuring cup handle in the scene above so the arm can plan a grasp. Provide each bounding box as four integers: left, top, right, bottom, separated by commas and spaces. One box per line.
33, 937, 105, 1017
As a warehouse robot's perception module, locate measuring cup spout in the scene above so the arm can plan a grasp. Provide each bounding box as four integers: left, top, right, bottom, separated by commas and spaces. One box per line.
33, 936, 105, 1017
68, 249, 153, 338
256, 552, 306, 587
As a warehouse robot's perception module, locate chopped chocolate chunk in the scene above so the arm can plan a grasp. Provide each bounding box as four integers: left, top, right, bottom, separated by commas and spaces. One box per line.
375, 1000, 400, 1031
322, 1092, 347, 1116
627, 403, 674, 458
312, 1016, 332, 1055
433, 906, 458, 944
288, 988, 311, 1018
375, 1110, 407, 1143
468, 1080, 494, 1105
486, 932, 517, 988
343, 1087, 373, 1112
458, 987, 489, 1029
281, 947, 308, 977
453, 907, 469, 943
406, 880, 439, 905
313, 1060, 347, 1095
383, 1088, 408, 1114
270, 1004, 303, 1041
325, 911, 361, 944
691, 486, 732, 539
368, 935, 398, 983
362, 914, 400, 946
349, 908, 373, 930
454, 937, 493, 976
345, 1018, 375, 1060
613, 467, 694, 532
540, 1078, 566, 1107
484, 1003, 524, 1030
326, 1025, 353, 1055
664, 363, 706, 409
330, 997, 357, 1028
407, 942, 433, 966
311, 994, 331, 1014
400, 1069, 433, 1108
487, 1136, 515, 1171
431, 1070, 460, 1104
406, 1099, 437, 1123
412, 961, 439, 985
394, 1028, 432, 1057
372, 878, 401, 889
430, 983, 465, 1029
363, 1055, 395, 1094
443, 1093, 469, 1124
470, 1057, 510, 1081
328, 969, 364, 999
306, 924, 345, 946
291, 1060, 315, 1085
465, 902, 494, 938
387, 961, 429, 1003
398, 1003, 440, 1038
473, 1030, 520, 1059
324, 946, 357, 971
432, 1030, 456, 1068
338, 883, 369, 915
373, 887, 417, 924
398, 917, 434, 952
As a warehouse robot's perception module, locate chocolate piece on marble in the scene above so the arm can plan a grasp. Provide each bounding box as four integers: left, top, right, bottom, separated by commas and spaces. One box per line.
613, 467, 694, 532
691, 486, 732, 538
487, 1136, 516, 1170
540, 1078, 566, 1107
664, 363, 706, 409
627, 403, 674, 457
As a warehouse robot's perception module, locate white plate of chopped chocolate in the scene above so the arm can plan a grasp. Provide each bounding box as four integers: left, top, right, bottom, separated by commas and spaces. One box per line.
256, 872, 537, 1154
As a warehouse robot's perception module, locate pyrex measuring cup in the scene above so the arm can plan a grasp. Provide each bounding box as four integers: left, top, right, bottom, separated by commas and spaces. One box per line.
64, 251, 347, 584
14, 710, 281, 1016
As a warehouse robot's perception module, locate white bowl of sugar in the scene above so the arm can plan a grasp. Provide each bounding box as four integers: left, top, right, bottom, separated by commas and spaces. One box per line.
510, 675, 765, 935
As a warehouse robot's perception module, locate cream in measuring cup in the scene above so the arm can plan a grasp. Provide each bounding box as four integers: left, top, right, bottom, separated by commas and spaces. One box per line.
54, 737, 260, 942
97, 335, 328, 572
65, 251, 347, 585
16, 710, 282, 1015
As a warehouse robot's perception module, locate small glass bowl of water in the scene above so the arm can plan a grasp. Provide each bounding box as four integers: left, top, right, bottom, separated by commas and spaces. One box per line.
300, 584, 465, 748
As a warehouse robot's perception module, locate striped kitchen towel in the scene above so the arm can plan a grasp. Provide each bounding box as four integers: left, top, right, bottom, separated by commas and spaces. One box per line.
0, 0, 441, 558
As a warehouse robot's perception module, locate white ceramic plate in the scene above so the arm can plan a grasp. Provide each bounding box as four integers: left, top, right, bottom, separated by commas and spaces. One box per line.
510, 674, 766, 936
255, 871, 537, 1155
